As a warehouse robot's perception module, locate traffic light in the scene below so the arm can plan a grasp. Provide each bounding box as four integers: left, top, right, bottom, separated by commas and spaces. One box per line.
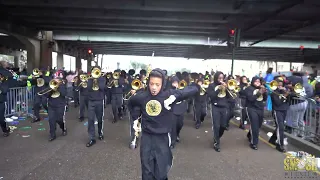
227, 28, 240, 48
88, 49, 92, 54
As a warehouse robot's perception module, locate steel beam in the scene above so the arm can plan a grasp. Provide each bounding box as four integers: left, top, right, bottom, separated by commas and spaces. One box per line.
250, 18, 319, 46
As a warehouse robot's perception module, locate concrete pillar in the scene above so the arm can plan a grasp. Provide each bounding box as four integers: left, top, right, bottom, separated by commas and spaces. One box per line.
87, 55, 92, 73
40, 31, 53, 69
76, 56, 81, 71
57, 52, 63, 70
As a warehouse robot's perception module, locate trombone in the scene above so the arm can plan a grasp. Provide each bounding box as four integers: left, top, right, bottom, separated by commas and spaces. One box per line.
37, 79, 64, 98
76, 74, 89, 89
226, 79, 239, 98
90, 67, 102, 91
123, 79, 143, 100
200, 79, 210, 95
178, 80, 187, 89
107, 72, 120, 88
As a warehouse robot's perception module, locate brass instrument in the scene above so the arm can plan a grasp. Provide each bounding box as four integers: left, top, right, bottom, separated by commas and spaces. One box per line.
234, 86, 241, 93
123, 79, 142, 100
36, 78, 45, 87
106, 74, 111, 79
253, 85, 266, 101
77, 74, 89, 88
33, 68, 40, 76
293, 83, 303, 94
226, 79, 238, 98
107, 72, 120, 88
89, 67, 102, 91
215, 85, 227, 98
200, 80, 210, 95
37, 79, 64, 97
178, 80, 187, 89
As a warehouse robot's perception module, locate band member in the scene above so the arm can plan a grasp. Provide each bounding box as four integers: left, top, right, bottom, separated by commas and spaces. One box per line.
170, 76, 188, 148
46, 72, 67, 141
194, 78, 207, 129
0, 70, 10, 137
72, 76, 80, 108
29, 69, 51, 123
86, 67, 106, 147
105, 72, 112, 105
78, 73, 89, 122
207, 71, 230, 152
269, 78, 289, 152
245, 77, 267, 150
226, 75, 236, 130
239, 76, 249, 129
128, 68, 198, 180
109, 70, 125, 123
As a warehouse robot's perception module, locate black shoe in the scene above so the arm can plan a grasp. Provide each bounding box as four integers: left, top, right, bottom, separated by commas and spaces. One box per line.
32, 118, 41, 123
195, 124, 200, 129
112, 119, 117, 124
79, 118, 84, 122
98, 135, 104, 140
239, 124, 245, 130
49, 136, 56, 141
176, 136, 180, 143
3, 132, 10, 137
213, 143, 220, 152
62, 129, 67, 136
276, 144, 286, 153
170, 144, 175, 149
86, 140, 96, 147
250, 144, 258, 150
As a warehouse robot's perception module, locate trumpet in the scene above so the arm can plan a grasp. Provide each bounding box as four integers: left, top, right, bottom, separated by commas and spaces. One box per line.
123, 79, 142, 100
178, 80, 187, 89
76, 74, 89, 89
226, 79, 238, 98
37, 79, 64, 97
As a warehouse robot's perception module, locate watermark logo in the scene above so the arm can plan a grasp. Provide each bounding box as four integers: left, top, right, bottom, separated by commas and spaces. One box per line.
284, 151, 319, 178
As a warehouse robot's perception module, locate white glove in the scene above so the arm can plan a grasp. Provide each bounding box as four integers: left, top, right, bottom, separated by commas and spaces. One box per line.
133, 120, 141, 133
164, 95, 176, 110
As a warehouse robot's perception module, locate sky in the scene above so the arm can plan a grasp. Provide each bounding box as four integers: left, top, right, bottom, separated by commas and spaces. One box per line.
52, 52, 304, 78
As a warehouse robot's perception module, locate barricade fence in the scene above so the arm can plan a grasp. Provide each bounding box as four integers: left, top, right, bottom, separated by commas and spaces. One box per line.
5, 86, 35, 118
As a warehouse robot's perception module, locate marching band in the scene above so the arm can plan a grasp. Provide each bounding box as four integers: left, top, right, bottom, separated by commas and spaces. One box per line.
0, 65, 307, 180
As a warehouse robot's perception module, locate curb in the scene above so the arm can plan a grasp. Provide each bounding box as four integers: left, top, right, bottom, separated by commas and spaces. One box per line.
260, 123, 320, 157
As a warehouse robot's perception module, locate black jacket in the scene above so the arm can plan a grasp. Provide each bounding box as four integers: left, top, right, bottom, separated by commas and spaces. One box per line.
245, 77, 267, 110
128, 68, 198, 134
87, 77, 106, 101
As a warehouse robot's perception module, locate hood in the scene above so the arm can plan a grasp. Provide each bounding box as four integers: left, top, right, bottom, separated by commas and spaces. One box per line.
240, 76, 247, 85
251, 76, 260, 87
148, 68, 167, 93
171, 76, 179, 83
213, 71, 224, 84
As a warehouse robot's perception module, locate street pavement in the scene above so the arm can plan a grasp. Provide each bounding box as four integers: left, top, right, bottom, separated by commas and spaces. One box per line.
0, 105, 301, 180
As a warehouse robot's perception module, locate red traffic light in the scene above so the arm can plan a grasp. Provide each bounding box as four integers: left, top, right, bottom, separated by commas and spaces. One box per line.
88, 49, 92, 54
230, 29, 235, 35
300, 45, 304, 50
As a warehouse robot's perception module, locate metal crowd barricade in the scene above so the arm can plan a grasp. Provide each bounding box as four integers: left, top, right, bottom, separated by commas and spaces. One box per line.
5, 86, 35, 118
284, 97, 320, 143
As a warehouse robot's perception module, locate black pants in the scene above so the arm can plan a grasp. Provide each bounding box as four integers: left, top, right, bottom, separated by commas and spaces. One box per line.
240, 98, 247, 126
111, 94, 123, 120
226, 104, 235, 126
171, 114, 184, 145
105, 89, 111, 104
79, 95, 89, 120
48, 106, 66, 138
270, 110, 287, 146
88, 100, 104, 140
211, 106, 228, 144
0, 102, 9, 133
194, 101, 206, 126
33, 95, 48, 119
246, 107, 264, 145
141, 132, 172, 180
73, 90, 79, 107
186, 98, 193, 113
